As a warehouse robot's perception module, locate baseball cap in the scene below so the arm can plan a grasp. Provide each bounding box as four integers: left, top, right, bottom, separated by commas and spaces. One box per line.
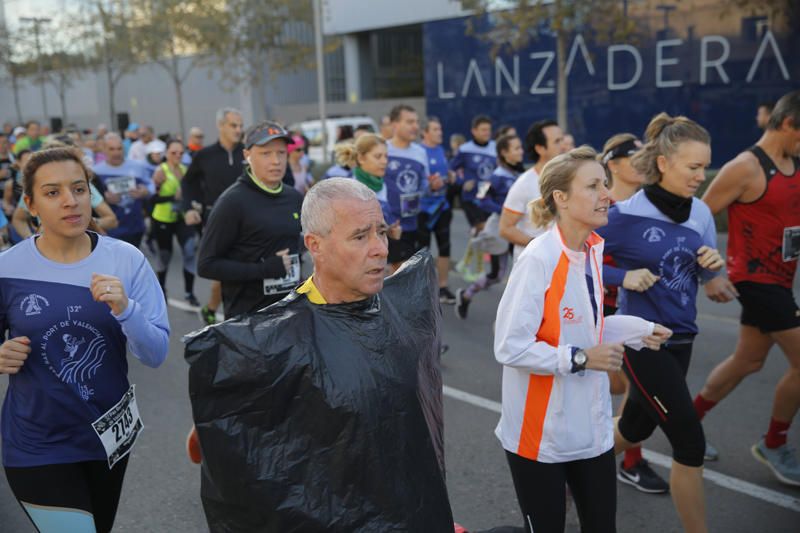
146, 140, 166, 155
127, 122, 140, 132
287, 135, 305, 153
244, 121, 292, 149
13, 126, 25, 136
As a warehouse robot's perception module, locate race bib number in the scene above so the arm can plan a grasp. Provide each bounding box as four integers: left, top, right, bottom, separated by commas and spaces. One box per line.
106, 176, 136, 195
475, 180, 492, 200
400, 192, 421, 218
782, 226, 800, 262
91, 385, 143, 468
263, 254, 300, 295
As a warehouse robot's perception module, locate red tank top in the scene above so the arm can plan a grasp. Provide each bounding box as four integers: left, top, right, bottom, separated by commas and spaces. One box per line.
727, 146, 800, 288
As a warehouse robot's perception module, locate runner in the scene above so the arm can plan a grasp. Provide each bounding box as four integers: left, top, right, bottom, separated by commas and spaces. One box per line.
598, 113, 724, 533
0, 146, 169, 533
499, 119, 566, 260
599, 133, 669, 494
495, 146, 671, 533
449, 115, 496, 229
455, 133, 524, 319
332, 133, 402, 241
149, 139, 199, 305
181, 107, 244, 325
419, 116, 457, 304
693, 90, 800, 486
384, 104, 443, 271
126, 126, 155, 162
12, 121, 42, 155
196, 120, 303, 319
92, 133, 153, 248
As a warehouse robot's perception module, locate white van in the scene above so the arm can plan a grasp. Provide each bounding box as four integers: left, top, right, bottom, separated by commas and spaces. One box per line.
289, 116, 378, 164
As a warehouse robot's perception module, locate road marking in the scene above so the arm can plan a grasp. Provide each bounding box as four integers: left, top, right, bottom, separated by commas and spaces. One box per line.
697, 312, 740, 325
442, 385, 800, 514
167, 298, 224, 321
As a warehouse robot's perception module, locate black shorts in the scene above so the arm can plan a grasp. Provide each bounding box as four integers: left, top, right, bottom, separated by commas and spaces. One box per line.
418, 209, 453, 258
461, 202, 489, 227
388, 230, 421, 264
735, 281, 800, 333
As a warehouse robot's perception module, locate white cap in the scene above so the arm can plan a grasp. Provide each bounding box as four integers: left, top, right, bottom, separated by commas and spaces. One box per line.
146, 139, 166, 155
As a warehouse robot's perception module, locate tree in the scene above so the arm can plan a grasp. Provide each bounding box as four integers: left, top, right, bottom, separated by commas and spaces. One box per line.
41, 20, 89, 125
80, 1, 138, 130
460, 0, 636, 131
0, 26, 25, 124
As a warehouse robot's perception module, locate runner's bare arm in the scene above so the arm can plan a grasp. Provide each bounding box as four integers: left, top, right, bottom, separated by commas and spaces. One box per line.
701, 154, 760, 215
499, 208, 531, 247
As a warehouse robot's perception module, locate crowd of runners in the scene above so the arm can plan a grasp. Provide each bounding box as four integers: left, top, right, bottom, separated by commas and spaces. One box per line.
0, 90, 798, 533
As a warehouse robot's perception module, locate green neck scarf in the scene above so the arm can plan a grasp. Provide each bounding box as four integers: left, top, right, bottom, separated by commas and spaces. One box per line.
354, 167, 384, 192
247, 167, 283, 194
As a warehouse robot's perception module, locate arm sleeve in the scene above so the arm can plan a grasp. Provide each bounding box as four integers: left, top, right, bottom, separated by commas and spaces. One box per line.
493, 253, 573, 375
478, 176, 503, 214
602, 315, 654, 350
698, 202, 720, 283
196, 197, 286, 281
181, 155, 204, 212
112, 254, 170, 368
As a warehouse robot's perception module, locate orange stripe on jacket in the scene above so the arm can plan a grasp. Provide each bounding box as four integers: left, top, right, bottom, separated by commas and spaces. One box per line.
517, 252, 569, 460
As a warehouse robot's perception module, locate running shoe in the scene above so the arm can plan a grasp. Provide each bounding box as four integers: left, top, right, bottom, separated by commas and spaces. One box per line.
439, 287, 457, 305
704, 441, 719, 461
751, 438, 800, 487
617, 459, 670, 494
455, 289, 470, 320
186, 426, 202, 464
199, 305, 217, 325
185, 293, 200, 308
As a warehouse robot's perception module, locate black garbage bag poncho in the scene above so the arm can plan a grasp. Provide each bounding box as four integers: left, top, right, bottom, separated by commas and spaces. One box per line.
184, 251, 453, 532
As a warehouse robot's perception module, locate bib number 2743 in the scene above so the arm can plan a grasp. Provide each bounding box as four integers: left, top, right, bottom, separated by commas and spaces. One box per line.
91, 385, 143, 469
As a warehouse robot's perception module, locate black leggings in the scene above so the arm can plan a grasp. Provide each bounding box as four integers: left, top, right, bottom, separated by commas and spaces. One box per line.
149, 220, 197, 294
418, 208, 453, 257
618, 340, 705, 467
506, 448, 616, 533
4, 456, 129, 533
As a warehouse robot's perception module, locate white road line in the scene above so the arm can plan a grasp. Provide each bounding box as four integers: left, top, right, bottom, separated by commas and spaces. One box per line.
697, 312, 740, 325
167, 298, 224, 321
442, 385, 800, 514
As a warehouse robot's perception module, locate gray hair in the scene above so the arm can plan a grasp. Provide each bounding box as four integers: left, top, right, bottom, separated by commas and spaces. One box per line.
216, 107, 242, 126
301, 178, 377, 236
103, 132, 122, 144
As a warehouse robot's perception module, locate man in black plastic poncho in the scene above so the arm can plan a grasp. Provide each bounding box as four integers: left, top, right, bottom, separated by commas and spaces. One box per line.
185, 177, 453, 532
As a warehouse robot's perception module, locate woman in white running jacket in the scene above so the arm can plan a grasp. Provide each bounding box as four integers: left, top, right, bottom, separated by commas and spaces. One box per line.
494, 146, 672, 533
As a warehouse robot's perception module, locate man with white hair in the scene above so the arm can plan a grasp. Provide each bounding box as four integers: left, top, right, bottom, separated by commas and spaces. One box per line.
185, 177, 453, 532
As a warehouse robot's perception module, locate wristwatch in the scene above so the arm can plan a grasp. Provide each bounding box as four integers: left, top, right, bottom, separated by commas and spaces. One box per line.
571, 348, 588, 374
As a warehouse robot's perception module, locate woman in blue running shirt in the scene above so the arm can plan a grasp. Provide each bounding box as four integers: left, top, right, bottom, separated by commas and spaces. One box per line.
0, 147, 169, 533
455, 133, 524, 319
598, 114, 724, 533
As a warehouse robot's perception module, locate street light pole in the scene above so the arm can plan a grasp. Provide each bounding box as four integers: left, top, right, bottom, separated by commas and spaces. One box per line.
20, 16, 51, 124
313, 0, 328, 164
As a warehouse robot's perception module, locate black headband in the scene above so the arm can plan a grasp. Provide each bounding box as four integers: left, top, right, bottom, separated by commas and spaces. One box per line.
602, 139, 640, 165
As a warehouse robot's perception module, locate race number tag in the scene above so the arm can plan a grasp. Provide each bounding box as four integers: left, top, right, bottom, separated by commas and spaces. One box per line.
475, 180, 492, 200
106, 176, 136, 194
782, 226, 800, 262
263, 254, 300, 295
400, 192, 421, 218
91, 385, 143, 468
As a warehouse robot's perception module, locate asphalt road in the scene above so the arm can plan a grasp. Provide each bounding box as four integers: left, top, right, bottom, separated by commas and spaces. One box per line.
1, 214, 799, 532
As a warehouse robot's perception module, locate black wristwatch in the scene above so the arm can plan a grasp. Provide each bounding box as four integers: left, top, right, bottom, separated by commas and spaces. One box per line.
570, 347, 588, 374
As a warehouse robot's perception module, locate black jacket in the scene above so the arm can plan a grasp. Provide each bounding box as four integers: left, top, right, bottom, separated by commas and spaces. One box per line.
197, 174, 303, 318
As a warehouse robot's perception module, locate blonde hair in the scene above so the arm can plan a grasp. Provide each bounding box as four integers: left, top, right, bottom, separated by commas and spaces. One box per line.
530, 145, 598, 228
631, 112, 710, 184
334, 133, 386, 168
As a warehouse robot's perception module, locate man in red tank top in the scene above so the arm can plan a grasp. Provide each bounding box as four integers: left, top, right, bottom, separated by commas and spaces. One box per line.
693, 91, 800, 487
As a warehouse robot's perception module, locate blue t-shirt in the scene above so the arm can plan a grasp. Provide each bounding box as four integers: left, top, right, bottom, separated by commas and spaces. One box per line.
0, 234, 169, 467
449, 140, 497, 203
322, 164, 352, 180
92, 160, 153, 239
385, 142, 430, 232
420, 144, 449, 215
477, 166, 520, 214
0, 209, 6, 230
597, 190, 718, 334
